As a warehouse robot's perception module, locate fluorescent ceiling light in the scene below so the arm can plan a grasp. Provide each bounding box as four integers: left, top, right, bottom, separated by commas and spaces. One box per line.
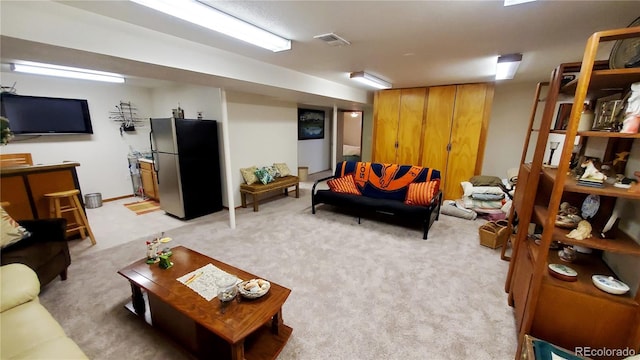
504, 0, 536, 6
495, 54, 523, 80
130, 0, 291, 52
349, 71, 392, 90
11, 62, 125, 83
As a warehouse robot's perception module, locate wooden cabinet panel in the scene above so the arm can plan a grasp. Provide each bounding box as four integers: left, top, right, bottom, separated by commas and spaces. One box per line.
396, 88, 427, 165
139, 161, 158, 200
422, 85, 455, 184
372, 90, 401, 163
0, 176, 32, 220
27, 171, 77, 219
512, 243, 533, 333
533, 283, 638, 353
444, 83, 492, 200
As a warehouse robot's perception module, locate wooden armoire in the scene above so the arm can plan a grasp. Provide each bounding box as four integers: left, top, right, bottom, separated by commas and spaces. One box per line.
372, 83, 494, 200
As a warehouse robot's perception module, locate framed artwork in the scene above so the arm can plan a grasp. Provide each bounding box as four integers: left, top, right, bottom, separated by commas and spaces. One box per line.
298, 108, 325, 140
554, 103, 572, 130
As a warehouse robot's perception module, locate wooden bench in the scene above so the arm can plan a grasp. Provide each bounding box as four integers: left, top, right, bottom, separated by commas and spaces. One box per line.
240, 175, 300, 212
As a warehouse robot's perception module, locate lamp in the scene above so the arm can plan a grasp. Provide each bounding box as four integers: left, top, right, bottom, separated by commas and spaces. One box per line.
349, 71, 392, 89
130, 0, 291, 52
11, 62, 125, 83
548, 141, 560, 165
496, 53, 523, 80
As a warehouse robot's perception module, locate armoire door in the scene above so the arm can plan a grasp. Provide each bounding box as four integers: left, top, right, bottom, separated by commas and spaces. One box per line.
373, 88, 427, 165
445, 83, 493, 200
396, 88, 427, 165
421, 85, 456, 185
372, 90, 401, 163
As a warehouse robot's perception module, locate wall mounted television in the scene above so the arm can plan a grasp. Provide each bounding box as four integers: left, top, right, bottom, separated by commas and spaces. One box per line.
0, 93, 93, 135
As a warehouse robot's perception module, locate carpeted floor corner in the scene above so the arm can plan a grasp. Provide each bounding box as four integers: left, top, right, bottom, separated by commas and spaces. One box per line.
39, 191, 517, 359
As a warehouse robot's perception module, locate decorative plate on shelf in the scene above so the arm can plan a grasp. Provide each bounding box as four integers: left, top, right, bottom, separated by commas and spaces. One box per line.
609, 17, 640, 69
581, 195, 600, 219
548, 264, 578, 282
238, 279, 270, 299
592, 275, 630, 295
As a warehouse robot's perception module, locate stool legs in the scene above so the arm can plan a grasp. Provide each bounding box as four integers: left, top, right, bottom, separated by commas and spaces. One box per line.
46, 190, 96, 246
71, 195, 96, 245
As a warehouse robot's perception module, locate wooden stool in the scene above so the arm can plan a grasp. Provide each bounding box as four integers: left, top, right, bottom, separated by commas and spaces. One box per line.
44, 189, 96, 245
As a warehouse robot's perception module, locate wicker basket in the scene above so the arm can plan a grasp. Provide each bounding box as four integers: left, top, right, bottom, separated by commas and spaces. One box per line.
479, 220, 510, 249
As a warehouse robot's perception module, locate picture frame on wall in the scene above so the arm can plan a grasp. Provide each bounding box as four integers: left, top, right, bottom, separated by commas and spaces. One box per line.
298, 108, 325, 140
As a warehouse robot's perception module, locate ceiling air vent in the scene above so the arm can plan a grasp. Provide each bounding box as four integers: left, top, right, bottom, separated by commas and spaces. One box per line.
313, 33, 351, 46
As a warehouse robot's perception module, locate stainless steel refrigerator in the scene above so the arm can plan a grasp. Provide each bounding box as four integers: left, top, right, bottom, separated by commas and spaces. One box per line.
150, 118, 223, 219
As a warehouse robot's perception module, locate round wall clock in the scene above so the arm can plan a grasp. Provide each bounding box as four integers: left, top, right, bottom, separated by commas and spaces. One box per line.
609, 17, 640, 69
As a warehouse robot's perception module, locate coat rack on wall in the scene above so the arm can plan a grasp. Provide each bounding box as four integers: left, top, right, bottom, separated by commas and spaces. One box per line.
109, 101, 144, 135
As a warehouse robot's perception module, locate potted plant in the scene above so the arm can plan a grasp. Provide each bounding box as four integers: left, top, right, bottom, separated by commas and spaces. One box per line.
0, 116, 13, 145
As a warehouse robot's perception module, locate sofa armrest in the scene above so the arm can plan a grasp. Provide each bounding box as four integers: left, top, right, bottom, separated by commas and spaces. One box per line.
1, 263, 40, 312
312, 175, 335, 195
18, 218, 67, 244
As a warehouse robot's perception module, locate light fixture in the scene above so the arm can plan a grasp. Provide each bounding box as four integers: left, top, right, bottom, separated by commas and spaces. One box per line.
350, 112, 359, 118
349, 71, 392, 89
496, 53, 523, 80
11, 62, 125, 83
548, 141, 560, 165
130, 0, 291, 52
504, 0, 536, 6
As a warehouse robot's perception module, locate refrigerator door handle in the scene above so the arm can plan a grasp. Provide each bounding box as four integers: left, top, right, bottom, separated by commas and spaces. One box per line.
149, 129, 160, 181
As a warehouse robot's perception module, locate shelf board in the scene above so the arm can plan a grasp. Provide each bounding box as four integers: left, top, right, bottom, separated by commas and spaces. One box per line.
561, 68, 640, 96
533, 206, 640, 255
535, 240, 638, 307
576, 131, 640, 138
541, 168, 640, 200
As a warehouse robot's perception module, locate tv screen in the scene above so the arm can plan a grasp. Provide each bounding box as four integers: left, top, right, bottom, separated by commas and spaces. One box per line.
0, 93, 93, 135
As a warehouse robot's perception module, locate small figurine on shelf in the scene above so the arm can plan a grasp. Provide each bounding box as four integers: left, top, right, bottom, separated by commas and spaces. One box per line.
620, 82, 640, 134
580, 159, 607, 181
566, 220, 593, 241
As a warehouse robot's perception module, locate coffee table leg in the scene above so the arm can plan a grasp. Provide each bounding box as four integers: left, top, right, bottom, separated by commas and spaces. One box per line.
130, 282, 145, 315
230, 341, 244, 360
271, 308, 283, 335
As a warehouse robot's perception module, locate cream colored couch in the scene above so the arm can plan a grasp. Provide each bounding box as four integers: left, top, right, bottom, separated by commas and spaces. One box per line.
0, 264, 88, 359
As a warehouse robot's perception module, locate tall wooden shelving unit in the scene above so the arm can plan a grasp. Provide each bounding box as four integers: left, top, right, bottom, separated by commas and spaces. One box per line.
506, 27, 640, 359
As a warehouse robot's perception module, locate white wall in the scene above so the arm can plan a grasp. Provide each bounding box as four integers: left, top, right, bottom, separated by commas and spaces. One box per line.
226, 91, 298, 208
298, 107, 332, 174
482, 81, 539, 178
0, 71, 153, 199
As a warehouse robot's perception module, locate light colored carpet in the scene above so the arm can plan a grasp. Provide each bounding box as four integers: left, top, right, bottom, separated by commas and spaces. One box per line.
39, 188, 517, 360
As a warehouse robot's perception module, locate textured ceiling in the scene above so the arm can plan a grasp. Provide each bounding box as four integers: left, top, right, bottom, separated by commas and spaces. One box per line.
58, 1, 639, 90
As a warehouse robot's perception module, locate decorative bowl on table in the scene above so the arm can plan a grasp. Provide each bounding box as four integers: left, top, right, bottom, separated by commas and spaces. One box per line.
238, 279, 270, 299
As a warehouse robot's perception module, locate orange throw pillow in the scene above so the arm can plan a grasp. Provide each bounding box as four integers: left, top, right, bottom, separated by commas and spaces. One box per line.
405, 180, 440, 205
327, 174, 361, 195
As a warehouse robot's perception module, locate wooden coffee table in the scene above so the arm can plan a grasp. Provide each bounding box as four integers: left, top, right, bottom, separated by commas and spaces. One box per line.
118, 246, 292, 360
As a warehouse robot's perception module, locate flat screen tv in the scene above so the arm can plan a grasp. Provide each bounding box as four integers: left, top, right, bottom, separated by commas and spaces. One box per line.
0, 93, 93, 135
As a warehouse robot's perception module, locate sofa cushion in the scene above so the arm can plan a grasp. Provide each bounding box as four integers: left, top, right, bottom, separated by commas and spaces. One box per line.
405, 180, 440, 206
315, 190, 432, 217
9, 337, 88, 360
255, 167, 274, 184
0, 264, 40, 312
335, 161, 440, 201
0, 300, 69, 358
1, 206, 31, 249
327, 174, 361, 195
240, 166, 259, 185
273, 163, 291, 177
